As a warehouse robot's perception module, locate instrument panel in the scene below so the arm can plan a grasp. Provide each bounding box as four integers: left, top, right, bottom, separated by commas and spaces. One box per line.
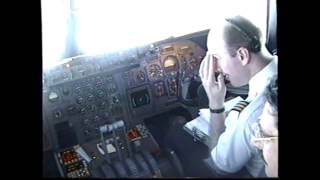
44, 40, 205, 144
43, 36, 207, 178
147, 63, 164, 82
43, 38, 206, 153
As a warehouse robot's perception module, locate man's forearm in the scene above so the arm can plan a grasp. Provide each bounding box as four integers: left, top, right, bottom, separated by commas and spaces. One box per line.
208, 112, 226, 149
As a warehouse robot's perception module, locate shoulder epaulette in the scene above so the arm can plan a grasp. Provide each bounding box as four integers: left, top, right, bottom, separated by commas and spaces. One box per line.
230, 100, 250, 113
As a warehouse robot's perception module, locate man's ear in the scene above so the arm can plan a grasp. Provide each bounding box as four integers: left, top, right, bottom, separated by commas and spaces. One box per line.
236, 47, 250, 66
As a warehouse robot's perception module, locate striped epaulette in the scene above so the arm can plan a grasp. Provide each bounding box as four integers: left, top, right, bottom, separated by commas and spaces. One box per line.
230, 100, 250, 113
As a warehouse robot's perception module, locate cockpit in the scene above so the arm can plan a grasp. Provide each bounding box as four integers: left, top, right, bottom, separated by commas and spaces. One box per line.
43, 0, 277, 178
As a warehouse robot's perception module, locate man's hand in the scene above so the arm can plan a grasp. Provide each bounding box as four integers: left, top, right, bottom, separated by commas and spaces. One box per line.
199, 54, 226, 109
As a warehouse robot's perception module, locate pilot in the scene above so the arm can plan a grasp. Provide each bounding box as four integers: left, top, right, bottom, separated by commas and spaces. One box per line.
199, 15, 278, 177
251, 75, 278, 177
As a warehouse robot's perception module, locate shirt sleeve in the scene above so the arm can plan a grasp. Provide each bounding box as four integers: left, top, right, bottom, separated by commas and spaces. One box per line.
210, 95, 265, 174
210, 115, 252, 173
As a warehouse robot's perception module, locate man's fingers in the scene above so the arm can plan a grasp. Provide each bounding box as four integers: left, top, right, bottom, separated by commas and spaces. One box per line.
208, 54, 215, 83
217, 73, 225, 88
205, 54, 211, 81
199, 54, 206, 80
213, 55, 221, 73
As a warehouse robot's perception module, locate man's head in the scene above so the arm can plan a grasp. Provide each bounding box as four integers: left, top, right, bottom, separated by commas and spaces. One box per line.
252, 75, 278, 177
207, 15, 263, 87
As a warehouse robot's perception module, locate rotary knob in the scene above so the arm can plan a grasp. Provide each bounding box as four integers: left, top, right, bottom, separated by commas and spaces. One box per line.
62, 87, 70, 95
54, 110, 62, 119
112, 96, 120, 104
83, 118, 90, 126
83, 129, 91, 136
74, 86, 81, 94
67, 105, 76, 115
87, 93, 94, 101
98, 101, 106, 109
79, 107, 86, 114
94, 115, 101, 122
76, 96, 85, 104
88, 105, 96, 112
106, 76, 113, 83
95, 79, 104, 87
94, 125, 100, 134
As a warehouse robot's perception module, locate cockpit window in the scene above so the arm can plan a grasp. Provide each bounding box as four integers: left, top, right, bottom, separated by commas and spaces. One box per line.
42, 0, 267, 69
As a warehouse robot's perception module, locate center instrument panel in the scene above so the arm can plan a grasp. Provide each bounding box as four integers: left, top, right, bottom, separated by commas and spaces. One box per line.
43, 37, 206, 177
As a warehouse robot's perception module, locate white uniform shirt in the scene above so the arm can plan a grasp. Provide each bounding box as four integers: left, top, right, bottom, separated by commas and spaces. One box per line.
210, 57, 278, 177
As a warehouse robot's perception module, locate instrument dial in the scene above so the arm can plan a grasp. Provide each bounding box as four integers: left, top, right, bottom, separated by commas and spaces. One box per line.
136, 70, 146, 83
48, 91, 59, 102
188, 57, 198, 70
163, 55, 178, 71
153, 81, 165, 97
147, 64, 163, 81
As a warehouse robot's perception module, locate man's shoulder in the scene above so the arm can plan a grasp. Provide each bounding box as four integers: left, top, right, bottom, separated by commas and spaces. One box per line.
248, 93, 266, 111
240, 94, 266, 123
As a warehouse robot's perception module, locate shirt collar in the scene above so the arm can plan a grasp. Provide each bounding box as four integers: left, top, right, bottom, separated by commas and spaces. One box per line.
247, 56, 278, 101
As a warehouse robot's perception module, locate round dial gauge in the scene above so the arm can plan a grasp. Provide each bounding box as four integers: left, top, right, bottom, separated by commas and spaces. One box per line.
147, 64, 163, 81
136, 70, 146, 83
164, 56, 177, 68
188, 57, 198, 70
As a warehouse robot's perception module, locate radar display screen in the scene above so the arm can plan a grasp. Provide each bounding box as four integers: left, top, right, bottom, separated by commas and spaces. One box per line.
130, 89, 150, 108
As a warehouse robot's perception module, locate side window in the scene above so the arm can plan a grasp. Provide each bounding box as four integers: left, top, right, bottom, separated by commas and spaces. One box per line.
266, 0, 277, 55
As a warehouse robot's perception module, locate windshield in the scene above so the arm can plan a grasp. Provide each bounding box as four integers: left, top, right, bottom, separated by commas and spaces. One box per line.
42, 0, 267, 69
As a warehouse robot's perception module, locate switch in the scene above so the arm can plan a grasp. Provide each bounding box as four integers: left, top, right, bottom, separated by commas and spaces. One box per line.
76, 97, 84, 104
79, 107, 86, 114
94, 115, 100, 122
54, 111, 62, 119
87, 94, 94, 101
107, 144, 116, 153
63, 88, 69, 95
48, 91, 59, 102
67, 105, 76, 114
